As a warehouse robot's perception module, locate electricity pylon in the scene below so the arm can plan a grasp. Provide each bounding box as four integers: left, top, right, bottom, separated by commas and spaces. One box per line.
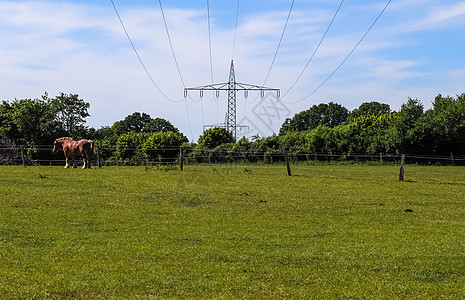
185, 60, 280, 139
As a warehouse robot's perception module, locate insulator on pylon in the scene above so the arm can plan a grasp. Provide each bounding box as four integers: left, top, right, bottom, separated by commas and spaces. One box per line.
184, 90, 188, 98
260, 90, 265, 99
244, 90, 249, 98
215, 90, 220, 98
277, 90, 280, 99
200, 90, 204, 98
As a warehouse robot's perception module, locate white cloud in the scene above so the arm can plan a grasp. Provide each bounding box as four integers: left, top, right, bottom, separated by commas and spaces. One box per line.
388, 1, 465, 32
417, 2, 465, 28
0, 0, 464, 139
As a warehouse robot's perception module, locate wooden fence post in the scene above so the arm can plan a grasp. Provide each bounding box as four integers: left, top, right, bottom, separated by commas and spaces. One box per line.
284, 150, 291, 176
20, 146, 26, 167
179, 146, 184, 171
450, 152, 454, 165
96, 145, 102, 167
399, 154, 405, 181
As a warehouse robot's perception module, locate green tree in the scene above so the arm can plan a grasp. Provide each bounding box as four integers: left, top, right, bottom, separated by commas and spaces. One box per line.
10, 98, 57, 147
279, 102, 349, 134
92, 126, 119, 160
413, 94, 465, 154
100, 113, 186, 162
248, 135, 281, 163
116, 132, 150, 161
346, 113, 393, 154
198, 127, 235, 149
0, 101, 16, 139
144, 131, 188, 162
0, 93, 91, 155
143, 118, 179, 133
348, 101, 391, 121
116, 131, 187, 163
278, 131, 306, 152
48, 92, 90, 136
385, 98, 424, 154
112, 112, 152, 135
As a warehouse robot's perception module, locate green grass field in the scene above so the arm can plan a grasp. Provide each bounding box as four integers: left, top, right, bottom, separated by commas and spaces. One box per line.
1, 164, 465, 299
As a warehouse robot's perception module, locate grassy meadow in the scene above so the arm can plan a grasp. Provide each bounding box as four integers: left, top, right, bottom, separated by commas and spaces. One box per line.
1, 163, 465, 299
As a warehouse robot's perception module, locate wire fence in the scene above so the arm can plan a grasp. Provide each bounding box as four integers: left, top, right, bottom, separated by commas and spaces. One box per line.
1, 145, 465, 167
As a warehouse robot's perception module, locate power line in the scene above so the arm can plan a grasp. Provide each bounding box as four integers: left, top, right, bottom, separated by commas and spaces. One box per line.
206, 0, 216, 125
111, 0, 194, 140
110, 0, 183, 103
207, 0, 214, 85
246, 0, 295, 133
245, 0, 294, 108
262, 0, 295, 86
281, 0, 345, 100
158, 0, 195, 140
158, 0, 188, 88
231, 0, 240, 59
285, 0, 393, 104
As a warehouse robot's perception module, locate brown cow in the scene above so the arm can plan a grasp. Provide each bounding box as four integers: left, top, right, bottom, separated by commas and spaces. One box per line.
53, 137, 93, 169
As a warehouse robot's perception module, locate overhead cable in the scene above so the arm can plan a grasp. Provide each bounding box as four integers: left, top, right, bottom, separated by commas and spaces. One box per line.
206, 0, 219, 125
245, 0, 295, 106
247, 0, 296, 133
207, 0, 214, 85
285, 0, 392, 104
231, 0, 240, 59
110, 0, 183, 103
281, 0, 345, 100
158, 0, 188, 88
262, 0, 295, 86
158, 0, 195, 139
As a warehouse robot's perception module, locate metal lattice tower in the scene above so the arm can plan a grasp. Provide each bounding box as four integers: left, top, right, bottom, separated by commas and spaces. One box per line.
185, 60, 280, 139
227, 60, 237, 137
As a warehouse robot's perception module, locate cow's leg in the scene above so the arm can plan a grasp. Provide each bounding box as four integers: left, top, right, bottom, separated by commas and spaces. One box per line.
87, 154, 92, 169
64, 157, 70, 168
73, 157, 77, 168
82, 156, 87, 169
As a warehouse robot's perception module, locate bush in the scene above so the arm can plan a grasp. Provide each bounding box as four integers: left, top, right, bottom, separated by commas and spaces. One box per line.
116, 131, 187, 163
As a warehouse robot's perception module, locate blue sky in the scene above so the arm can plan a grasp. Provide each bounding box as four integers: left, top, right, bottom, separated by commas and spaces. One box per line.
1, 0, 464, 140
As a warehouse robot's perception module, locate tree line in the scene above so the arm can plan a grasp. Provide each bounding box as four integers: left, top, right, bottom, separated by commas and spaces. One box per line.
278, 94, 465, 156
1, 92, 465, 164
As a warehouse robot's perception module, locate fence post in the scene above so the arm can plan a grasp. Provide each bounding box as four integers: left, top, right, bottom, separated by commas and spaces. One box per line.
284, 150, 292, 176
179, 146, 184, 171
96, 145, 101, 167
399, 154, 405, 181
450, 152, 454, 165
20, 146, 26, 167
